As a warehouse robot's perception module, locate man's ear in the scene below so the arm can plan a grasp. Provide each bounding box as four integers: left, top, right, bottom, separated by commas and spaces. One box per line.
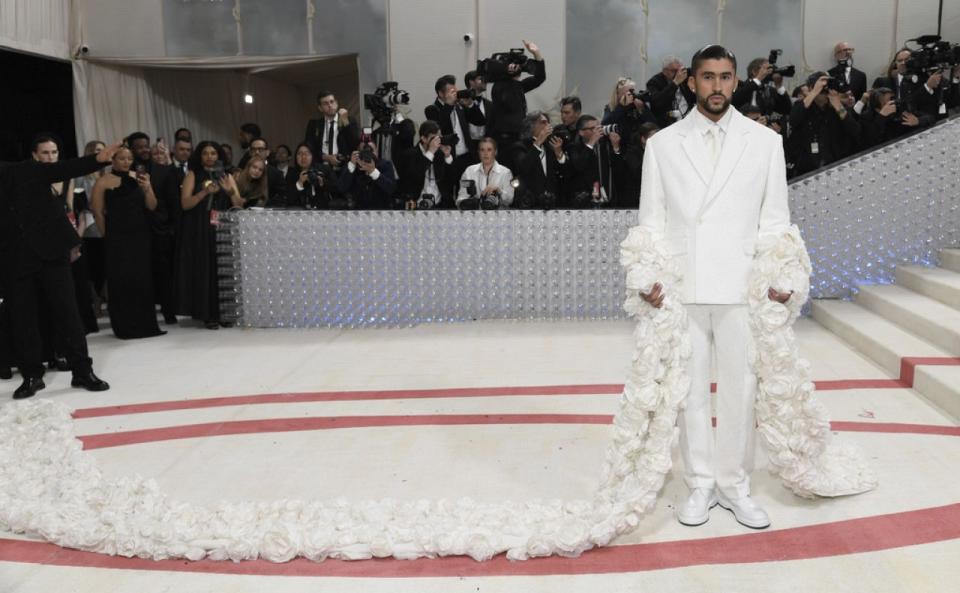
687, 75, 696, 93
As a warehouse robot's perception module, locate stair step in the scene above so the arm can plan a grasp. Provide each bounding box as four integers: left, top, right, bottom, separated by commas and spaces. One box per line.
855, 284, 960, 355
913, 365, 960, 420
895, 265, 960, 310
940, 249, 960, 273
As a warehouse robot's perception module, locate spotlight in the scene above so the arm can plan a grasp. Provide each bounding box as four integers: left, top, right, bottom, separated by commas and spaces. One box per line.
243, 94, 254, 104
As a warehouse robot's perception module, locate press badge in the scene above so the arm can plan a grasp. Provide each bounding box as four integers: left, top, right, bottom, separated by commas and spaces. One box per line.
810, 142, 820, 154
940, 103, 947, 114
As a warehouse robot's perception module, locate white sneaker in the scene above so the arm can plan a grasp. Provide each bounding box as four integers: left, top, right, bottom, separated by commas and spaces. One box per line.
677, 487, 719, 526
716, 490, 771, 529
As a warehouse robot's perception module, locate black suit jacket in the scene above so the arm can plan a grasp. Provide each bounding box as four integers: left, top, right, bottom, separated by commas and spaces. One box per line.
828, 64, 868, 99
731, 78, 792, 117
511, 139, 565, 208
336, 159, 397, 210
397, 145, 451, 205
646, 72, 696, 127
0, 155, 104, 275
566, 137, 625, 208
424, 99, 486, 152
488, 60, 547, 137
304, 116, 361, 159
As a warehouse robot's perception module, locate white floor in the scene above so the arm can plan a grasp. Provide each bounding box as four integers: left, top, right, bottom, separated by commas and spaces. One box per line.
1, 317, 958, 592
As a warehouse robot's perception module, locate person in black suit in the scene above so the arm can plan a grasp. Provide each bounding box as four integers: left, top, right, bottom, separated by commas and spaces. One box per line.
858, 87, 907, 149
511, 111, 567, 209
558, 96, 582, 151
127, 132, 180, 325
487, 40, 546, 148
424, 74, 486, 197
0, 139, 120, 398
566, 115, 625, 208
787, 72, 862, 176
828, 42, 867, 100
731, 58, 792, 120
337, 140, 397, 210
246, 138, 288, 205
646, 55, 696, 127
397, 121, 454, 209
235, 122, 261, 169
303, 90, 360, 170
621, 122, 659, 209
464, 70, 494, 142
871, 49, 930, 129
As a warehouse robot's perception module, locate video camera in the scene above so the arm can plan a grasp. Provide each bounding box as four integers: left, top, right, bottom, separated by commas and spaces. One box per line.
768, 49, 796, 78
363, 81, 411, 127
905, 35, 960, 77
476, 48, 537, 82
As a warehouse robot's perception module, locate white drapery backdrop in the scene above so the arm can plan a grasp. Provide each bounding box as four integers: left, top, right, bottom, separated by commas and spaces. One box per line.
72, 54, 359, 153
0, 0, 72, 59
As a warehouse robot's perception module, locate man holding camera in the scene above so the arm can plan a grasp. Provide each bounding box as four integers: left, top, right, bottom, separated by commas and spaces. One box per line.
304, 91, 360, 169
647, 56, 697, 128
566, 115, 624, 208
425, 75, 486, 197
511, 111, 567, 209
828, 42, 867, 100
398, 121, 453, 209
732, 58, 791, 122
487, 40, 546, 150
787, 72, 862, 176
464, 70, 494, 141
337, 141, 397, 210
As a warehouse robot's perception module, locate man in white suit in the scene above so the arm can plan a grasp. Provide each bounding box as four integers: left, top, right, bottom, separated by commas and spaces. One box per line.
637, 45, 793, 529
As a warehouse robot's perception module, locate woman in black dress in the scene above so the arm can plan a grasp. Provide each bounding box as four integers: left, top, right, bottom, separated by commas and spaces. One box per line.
90, 146, 165, 340
176, 141, 243, 329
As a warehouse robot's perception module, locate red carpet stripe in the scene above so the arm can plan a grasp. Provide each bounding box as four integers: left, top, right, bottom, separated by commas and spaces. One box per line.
72, 375, 917, 420
77, 414, 960, 450
1, 503, 958, 577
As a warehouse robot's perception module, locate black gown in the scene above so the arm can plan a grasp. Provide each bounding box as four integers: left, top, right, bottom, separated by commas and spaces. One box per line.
59, 187, 98, 334
175, 170, 232, 323
104, 172, 164, 339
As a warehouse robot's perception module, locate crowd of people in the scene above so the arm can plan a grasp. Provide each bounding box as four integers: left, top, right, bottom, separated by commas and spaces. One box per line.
0, 38, 958, 398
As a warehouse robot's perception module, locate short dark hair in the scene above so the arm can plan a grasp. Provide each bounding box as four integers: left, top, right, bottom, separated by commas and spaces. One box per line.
690, 44, 737, 76
561, 96, 582, 113
806, 71, 827, 89
870, 87, 894, 110
316, 90, 335, 104
576, 114, 598, 131
240, 122, 262, 138
478, 136, 498, 151
747, 57, 767, 79
174, 127, 192, 141
435, 74, 456, 95
249, 137, 269, 149
276, 144, 291, 156
221, 143, 233, 150
126, 131, 150, 146
464, 70, 481, 87
31, 133, 61, 153
419, 120, 440, 138
740, 104, 763, 117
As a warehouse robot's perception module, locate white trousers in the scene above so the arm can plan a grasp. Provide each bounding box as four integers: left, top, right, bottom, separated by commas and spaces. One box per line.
679, 304, 757, 499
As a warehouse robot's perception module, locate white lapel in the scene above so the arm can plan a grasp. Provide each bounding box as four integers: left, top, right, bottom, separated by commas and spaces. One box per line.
677, 112, 712, 188
696, 109, 749, 218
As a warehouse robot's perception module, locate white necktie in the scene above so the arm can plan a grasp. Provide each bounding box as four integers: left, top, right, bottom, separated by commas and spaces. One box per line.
705, 127, 719, 170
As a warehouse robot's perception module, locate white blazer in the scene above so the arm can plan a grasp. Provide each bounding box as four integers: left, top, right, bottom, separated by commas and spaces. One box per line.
637, 108, 791, 304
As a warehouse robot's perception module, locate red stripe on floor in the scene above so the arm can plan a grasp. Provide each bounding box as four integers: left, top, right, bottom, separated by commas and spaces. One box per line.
1, 503, 958, 577
77, 414, 960, 450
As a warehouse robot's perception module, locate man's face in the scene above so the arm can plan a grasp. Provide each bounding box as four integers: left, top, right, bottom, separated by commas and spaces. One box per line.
662, 61, 682, 80
895, 50, 911, 75
32, 141, 59, 163
130, 138, 151, 163
319, 94, 338, 117
835, 43, 854, 63
439, 83, 457, 105
275, 146, 290, 163
688, 58, 736, 117
532, 114, 551, 138
478, 141, 496, 163
249, 140, 269, 161
420, 132, 437, 148
560, 104, 580, 127
578, 119, 600, 143
469, 76, 486, 93
174, 141, 192, 163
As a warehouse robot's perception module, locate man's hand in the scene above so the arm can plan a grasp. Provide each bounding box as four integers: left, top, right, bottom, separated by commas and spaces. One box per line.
902, 111, 920, 126
771, 72, 784, 88
298, 169, 309, 186
322, 154, 340, 166
861, 91, 871, 105
827, 89, 844, 112
350, 151, 361, 166
522, 39, 542, 59
673, 67, 688, 85
926, 70, 943, 90
769, 121, 782, 134
358, 158, 377, 174
427, 134, 442, 154
548, 135, 564, 158
757, 62, 774, 82
879, 99, 897, 117
533, 124, 552, 147
767, 288, 792, 304
641, 283, 665, 308
97, 141, 124, 163
608, 130, 622, 152
337, 108, 350, 125
439, 143, 453, 158
136, 172, 152, 191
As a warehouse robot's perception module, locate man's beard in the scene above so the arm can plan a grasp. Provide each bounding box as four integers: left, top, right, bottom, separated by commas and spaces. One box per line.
697, 93, 730, 115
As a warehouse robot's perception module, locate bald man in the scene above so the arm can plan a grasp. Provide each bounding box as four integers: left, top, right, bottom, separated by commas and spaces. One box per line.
827, 41, 867, 99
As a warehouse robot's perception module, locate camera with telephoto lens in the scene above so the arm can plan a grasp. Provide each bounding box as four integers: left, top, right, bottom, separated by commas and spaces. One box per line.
600, 124, 619, 136
476, 48, 537, 82
767, 49, 796, 78
904, 34, 960, 77
364, 81, 411, 127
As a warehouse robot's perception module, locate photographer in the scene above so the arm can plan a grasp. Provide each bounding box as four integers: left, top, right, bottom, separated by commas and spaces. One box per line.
858, 87, 906, 150
871, 49, 930, 129
288, 143, 335, 210
235, 122, 260, 168
397, 121, 453, 210
363, 82, 416, 166
731, 58, 791, 120
424, 74, 486, 195
828, 42, 867, 99
787, 72, 862, 176
912, 65, 960, 122
741, 105, 785, 135
304, 90, 360, 168
601, 78, 657, 144
558, 96, 582, 150
566, 114, 625, 208
511, 111, 567, 209
464, 70, 493, 141
337, 140, 397, 210
456, 138, 514, 210
646, 55, 696, 127
486, 40, 546, 148
621, 122, 659, 209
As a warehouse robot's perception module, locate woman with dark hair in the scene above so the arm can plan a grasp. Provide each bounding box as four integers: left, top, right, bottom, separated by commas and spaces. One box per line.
176, 141, 243, 329
286, 143, 333, 209
90, 146, 164, 339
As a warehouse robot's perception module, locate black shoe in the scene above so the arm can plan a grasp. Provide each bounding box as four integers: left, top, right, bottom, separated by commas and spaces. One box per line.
164, 314, 178, 325
0, 366, 12, 380
47, 357, 70, 371
13, 377, 46, 399
71, 372, 110, 392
